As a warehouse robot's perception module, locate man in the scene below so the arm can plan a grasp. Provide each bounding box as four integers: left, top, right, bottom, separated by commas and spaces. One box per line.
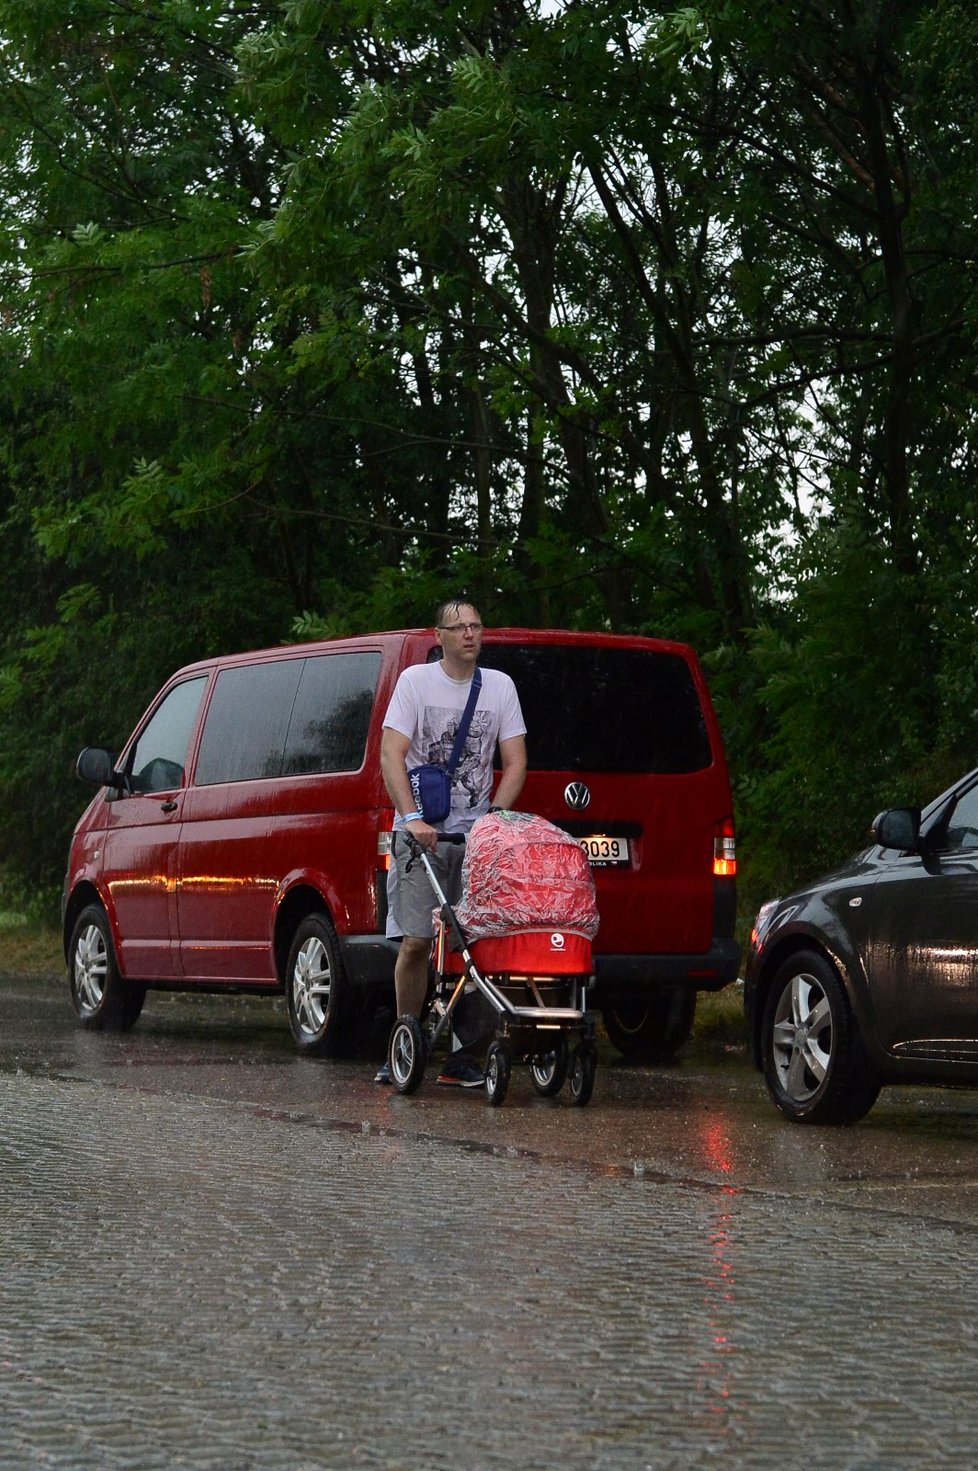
376, 598, 527, 1085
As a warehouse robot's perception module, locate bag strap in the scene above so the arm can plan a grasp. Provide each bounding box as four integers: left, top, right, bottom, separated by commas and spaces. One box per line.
445, 667, 482, 774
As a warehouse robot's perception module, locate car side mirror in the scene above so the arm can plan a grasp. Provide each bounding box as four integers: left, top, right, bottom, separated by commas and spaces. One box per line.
76, 746, 125, 789
872, 807, 920, 852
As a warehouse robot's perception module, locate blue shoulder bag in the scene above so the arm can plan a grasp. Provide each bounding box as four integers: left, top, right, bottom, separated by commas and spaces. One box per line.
408, 668, 482, 823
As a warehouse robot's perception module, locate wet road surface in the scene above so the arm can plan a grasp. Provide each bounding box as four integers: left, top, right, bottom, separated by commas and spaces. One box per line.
3, 973, 978, 1470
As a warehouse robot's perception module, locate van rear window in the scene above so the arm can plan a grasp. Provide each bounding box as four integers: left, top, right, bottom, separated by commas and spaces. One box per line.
194, 653, 381, 785
478, 645, 712, 774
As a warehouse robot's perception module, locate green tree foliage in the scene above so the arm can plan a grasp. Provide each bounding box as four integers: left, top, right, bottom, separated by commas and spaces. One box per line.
701, 0, 978, 907
1, 0, 978, 918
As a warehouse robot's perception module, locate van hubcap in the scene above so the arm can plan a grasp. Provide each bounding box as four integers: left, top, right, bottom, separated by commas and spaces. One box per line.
292, 937, 332, 1035
75, 924, 107, 1011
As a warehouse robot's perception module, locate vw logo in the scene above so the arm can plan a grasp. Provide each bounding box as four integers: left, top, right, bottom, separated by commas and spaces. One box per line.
564, 781, 591, 810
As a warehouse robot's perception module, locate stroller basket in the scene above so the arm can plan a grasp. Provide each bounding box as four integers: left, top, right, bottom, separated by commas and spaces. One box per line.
436, 928, 593, 976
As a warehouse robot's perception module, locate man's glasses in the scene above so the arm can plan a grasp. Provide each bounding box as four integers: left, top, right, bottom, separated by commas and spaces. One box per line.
438, 622, 483, 634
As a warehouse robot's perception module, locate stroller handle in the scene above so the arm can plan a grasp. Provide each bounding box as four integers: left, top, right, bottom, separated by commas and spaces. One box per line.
402, 830, 465, 857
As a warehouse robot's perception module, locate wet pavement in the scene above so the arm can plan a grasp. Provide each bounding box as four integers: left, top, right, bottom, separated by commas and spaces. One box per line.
3, 973, 978, 1469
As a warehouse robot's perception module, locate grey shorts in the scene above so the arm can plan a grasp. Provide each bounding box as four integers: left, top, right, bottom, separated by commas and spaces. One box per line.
385, 831, 466, 940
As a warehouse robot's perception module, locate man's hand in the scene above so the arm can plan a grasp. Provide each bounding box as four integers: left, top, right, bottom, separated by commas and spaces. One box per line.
405, 817, 439, 852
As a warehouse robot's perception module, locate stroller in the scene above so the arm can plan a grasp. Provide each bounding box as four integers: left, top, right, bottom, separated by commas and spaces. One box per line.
386, 810, 599, 1106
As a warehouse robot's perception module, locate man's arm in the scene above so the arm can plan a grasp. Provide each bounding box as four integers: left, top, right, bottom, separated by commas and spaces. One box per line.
380, 726, 415, 815
493, 734, 527, 811
380, 726, 438, 848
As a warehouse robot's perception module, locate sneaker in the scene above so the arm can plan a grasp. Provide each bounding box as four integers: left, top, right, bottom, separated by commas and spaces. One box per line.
436, 1055, 485, 1088
374, 1061, 392, 1085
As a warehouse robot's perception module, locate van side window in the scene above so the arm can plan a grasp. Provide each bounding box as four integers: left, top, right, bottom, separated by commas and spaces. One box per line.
127, 676, 208, 793
194, 661, 302, 786
193, 653, 381, 786
477, 646, 712, 774
283, 653, 381, 775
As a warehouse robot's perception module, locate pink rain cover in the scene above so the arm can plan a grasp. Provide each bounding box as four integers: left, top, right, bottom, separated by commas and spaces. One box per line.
454, 810, 600, 941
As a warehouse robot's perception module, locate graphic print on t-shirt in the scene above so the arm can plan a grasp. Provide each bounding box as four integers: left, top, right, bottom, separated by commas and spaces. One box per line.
422, 707, 493, 812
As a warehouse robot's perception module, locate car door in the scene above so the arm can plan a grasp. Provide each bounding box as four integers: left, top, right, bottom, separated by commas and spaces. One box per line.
100, 675, 208, 980
865, 780, 978, 1053
175, 657, 301, 982
174, 650, 383, 982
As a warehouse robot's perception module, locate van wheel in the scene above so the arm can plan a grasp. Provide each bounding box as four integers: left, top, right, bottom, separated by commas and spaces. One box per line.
285, 914, 350, 1057
602, 987, 696, 1062
68, 904, 146, 1032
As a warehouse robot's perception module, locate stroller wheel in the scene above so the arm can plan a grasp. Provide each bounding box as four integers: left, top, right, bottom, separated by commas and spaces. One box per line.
389, 1015, 426, 1094
484, 1042, 511, 1107
568, 1042, 597, 1107
530, 1036, 569, 1098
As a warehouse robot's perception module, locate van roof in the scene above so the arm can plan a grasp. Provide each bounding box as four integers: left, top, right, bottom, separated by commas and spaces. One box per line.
168, 626, 701, 681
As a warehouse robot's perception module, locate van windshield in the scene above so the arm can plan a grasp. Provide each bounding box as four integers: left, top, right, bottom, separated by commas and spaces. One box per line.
478, 645, 712, 774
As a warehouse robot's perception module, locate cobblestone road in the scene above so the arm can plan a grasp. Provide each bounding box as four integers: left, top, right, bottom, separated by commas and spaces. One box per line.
3, 976, 978, 1470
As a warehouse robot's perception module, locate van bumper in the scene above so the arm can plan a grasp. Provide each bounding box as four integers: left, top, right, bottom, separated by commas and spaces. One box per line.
592, 939, 741, 998
341, 936, 400, 990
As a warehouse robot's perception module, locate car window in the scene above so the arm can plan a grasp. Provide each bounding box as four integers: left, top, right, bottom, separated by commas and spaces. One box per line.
194, 652, 382, 786
283, 653, 381, 775
475, 645, 712, 774
127, 676, 208, 793
194, 661, 302, 786
943, 785, 978, 850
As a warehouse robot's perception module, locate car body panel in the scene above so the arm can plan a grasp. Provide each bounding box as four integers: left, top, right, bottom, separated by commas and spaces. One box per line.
863, 849, 978, 1055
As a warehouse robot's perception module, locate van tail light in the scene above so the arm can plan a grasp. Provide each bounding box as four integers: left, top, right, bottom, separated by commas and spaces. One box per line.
378, 813, 395, 869
713, 818, 736, 877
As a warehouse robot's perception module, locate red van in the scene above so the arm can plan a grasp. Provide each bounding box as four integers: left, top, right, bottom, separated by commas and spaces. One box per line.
65, 628, 739, 1059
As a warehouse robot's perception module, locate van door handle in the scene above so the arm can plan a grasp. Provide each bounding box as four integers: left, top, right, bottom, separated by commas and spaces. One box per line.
160, 800, 178, 813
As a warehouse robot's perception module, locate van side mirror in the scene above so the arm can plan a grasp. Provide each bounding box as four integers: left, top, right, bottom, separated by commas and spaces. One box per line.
76, 746, 125, 789
872, 807, 920, 852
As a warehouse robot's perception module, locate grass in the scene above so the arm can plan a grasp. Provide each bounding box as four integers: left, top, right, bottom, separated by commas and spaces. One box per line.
0, 919, 63, 977
692, 981, 748, 1052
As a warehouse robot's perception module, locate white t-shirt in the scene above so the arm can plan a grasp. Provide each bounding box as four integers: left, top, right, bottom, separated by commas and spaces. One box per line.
383, 661, 526, 832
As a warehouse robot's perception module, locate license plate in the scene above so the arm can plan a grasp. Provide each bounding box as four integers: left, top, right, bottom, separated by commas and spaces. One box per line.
579, 834, 629, 867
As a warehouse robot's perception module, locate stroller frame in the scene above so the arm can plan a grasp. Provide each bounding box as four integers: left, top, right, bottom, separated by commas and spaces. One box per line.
387, 834, 597, 1106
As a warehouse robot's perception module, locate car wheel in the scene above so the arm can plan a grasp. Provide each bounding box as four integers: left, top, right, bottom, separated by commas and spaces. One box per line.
285, 914, 350, 1057
602, 987, 696, 1062
761, 950, 881, 1125
530, 1036, 569, 1097
68, 905, 146, 1032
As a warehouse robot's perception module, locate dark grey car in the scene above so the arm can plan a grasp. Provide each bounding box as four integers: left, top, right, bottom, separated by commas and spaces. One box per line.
745, 766, 978, 1123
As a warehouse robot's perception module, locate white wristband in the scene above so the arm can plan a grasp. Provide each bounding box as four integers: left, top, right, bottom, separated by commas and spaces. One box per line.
401, 810, 424, 823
